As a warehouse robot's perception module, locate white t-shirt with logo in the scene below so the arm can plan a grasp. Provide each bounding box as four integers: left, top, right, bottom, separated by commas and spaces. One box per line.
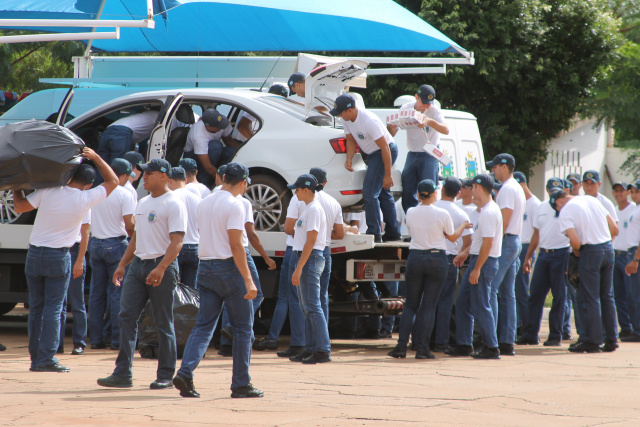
521, 195, 542, 244
109, 110, 158, 144
469, 201, 503, 258
406, 204, 454, 251
28, 186, 107, 248
124, 180, 138, 203
435, 200, 473, 255
315, 191, 344, 244
197, 190, 246, 260
495, 176, 526, 235
91, 185, 136, 239
172, 188, 201, 245
186, 182, 212, 199
623, 204, 640, 251
231, 111, 258, 143
341, 108, 393, 155
558, 196, 611, 245
596, 193, 619, 222
398, 101, 446, 152
292, 200, 327, 252
134, 191, 187, 259
613, 202, 636, 251
533, 201, 570, 250
184, 120, 233, 155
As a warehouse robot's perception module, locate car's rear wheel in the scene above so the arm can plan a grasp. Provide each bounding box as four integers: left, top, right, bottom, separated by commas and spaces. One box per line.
0, 190, 36, 224
245, 174, 291, 231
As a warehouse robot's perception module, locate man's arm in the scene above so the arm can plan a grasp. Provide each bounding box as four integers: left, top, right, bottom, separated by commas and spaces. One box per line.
246, 222, 276, 270
197, 153, 218, 177
564, 228, 582, 255
236, 117, 254, 141
445, 221, 472, 242
422, 118, 449, 135
292, 230, 319, 286
229, 229, 258, 299
469, 237, 493, 285
12, 190, 35, 213
73, 223, 90, 279
222, 133, 241, 148
284, 218, 296, 236
331, 223, 345, 240
607, 214, 619, 238
523, 228, 540, 274
501, 208, 513, 235
123, 214, 135, 237
145, 231, 184, 286
83, 147, 118, 197
113, 231, 137, 285
453, 235, 472, 267
387, 123, 399, 137
344, 133, 357, 172
374, 136, 393, 190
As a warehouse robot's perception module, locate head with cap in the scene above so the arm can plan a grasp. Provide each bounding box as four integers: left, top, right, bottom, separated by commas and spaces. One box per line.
123, 151, 144, 180
288, 173, 318, 203
168, 167, 186, 190
138, 158, 172, 193
486, 153, 515, 181
309, 167, 327, 191
441, 177, 462, 199
628, 180, 640, 204
565, 172, 582, 194
545, 177, 564, 195
330, 94, 358, 121
458, 178, 474, 202
513, 171, 527, 184
470, 173, 495, 206
561, 179, 572, 194
214, 164, 227, 187
111, 158, 135, 185
414, 84, 436, 112
288, 72, 306, 97
268, 83, 288, 98
611, 180, 630, 206
178, 158, 198, 178
69, 164, 97, 189
581, 170, 601, 197
201, 109, 230, 133
416, 179, 437, 203
549, 190, 571, 216
222, 162, 250, 185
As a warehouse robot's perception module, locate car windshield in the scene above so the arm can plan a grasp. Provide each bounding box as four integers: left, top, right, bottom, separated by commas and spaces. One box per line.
256, 95, 339, 128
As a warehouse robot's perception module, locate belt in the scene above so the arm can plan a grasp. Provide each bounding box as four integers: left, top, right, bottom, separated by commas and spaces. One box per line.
135, 255, 164, 263
94, 235, 127, 241
504, 233, 518, 237
540, 248, 569, 253
201, 257, 234, 263
28, 245, 70, 252
293, 249, 323, 255
410, 249, 446, 254
615, 249, 629, 256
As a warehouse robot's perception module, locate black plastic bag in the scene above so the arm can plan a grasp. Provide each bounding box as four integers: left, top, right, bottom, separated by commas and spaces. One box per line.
138, 283, 200, 359
568, 252, 580, 290
0, 120, 84, 191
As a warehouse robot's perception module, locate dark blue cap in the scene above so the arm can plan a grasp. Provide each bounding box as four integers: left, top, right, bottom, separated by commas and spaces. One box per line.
217, 164, 227, 177
417, 84, 436, 104
309, 167, 328, 184
549, 190, 565, 217
111, 158, 135, 178
73, 164, 96, 184
288, 174, 318, 191
268, 83, 288, 98
170, 167, 186, 180
546, 177, 564, 191
582, 170, 600, 183
417, 179, 436, 197
137, 158, 172, 175
513, 171, 527, 183
566, 172, 581, 183
329, 94, 357, 116
178, 158, 198, 172
486, 153, 515, 168
442, 177, 462, 194
288, 72, 305, 90
202, 109, 229, 129
224, 162, 250, 183
471, 174, 495, 190
123, 151, 144, 166
461, 178, 474, 187
563, 179, 573, 191
612, 181, 628, 190
629, 180, 640, 190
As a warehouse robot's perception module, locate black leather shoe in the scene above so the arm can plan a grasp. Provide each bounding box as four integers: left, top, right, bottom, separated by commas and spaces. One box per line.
32, 362, 70, 373
444, 345, 474, 357
430, 344, 448, 353
110, 344, 120, 351
381, 233, 402, 242
373, 234, 383, 244
620, 334, 640, 342
516, 337, 539, 345
290, 349, 313, 362
562, 332, 573, 341
568, 341, 601, 353
91, 343, 107, 350
387, 344, 407, 359
0, 343, 6, 351
619, 329, 634, 339
568, 339, 585, 349
231, 383, 264, 398
277, 346, 305, 358
173, 374, 200, 398
71, 345, 84, 355
302, 351, 332, 364
218, 344, 233, 357
379, 329, 392, 339
498, 343, 515, 356
97, 374, 133, 388
56, 346, 64, 354
601, 340, 619, 352
253, 337, 278, 351
415, 349, 435, 360
221, 326, 234, 341
471, 347, 501, 359
150, 378, 174, 389
543, 339, 561, 347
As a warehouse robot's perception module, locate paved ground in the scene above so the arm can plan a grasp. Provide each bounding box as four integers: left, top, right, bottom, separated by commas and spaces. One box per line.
2, 306, 640, 427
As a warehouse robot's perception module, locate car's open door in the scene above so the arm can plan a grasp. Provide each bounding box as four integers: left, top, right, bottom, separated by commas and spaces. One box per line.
304, 60, 368, 118
54, 88, 74, 126
147, 93, 184, 161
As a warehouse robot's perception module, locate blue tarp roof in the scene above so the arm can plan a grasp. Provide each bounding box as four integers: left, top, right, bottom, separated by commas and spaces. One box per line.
0, 0, 467, 55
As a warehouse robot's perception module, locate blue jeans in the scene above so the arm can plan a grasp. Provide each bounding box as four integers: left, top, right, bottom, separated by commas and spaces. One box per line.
89, 236, 127, 347
577, 243, 617, 345
624, 246, 640, 336
522, 248, 569, 342
294, 250, 329, 352
267, 247, 306, 345
178, 259, 254, 390
114, 257, 178, 380
96, 125, 133, 184
515, 243, 534, 330
398, 250, 448, 351
26, 246, 71, 368
363, 143, 400, 237
455, 255, 499, 348
564, 278, 585, 337
320, 246, 332, 324
613, 250, 633, 332
184, 140, 237, 187
491, 234, 521, 345
401, 151, 440, 213
60, 242, 88, 348
178, 244, 199, 289
433, 254, 459, 346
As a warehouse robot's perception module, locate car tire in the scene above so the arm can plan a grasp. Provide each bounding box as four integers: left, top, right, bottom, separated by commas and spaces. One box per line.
245, 174, 291, 232
0, 190, 36, 224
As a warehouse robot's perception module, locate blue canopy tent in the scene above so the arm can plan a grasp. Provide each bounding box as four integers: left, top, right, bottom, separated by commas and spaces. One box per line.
0, 0, 468, 56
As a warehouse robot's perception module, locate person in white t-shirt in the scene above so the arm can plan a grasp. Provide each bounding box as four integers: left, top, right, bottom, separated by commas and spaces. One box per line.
446, 174, 503, 360
387, 85, 449, 213
487, 153, 526, 356
98, 158, 187, 389
97, 110, 158, 171
177, 157, 211, 199
388, 179, 470, 360
518, 178, 571, 346
622, 180, 640, 342
286, 174, 331, 364
173, 162, 262, 399
88, 158, 137, 352
169, 167, 202, 289
183, 109, 238, 187
582, 170, 618, 221
122, 151, 144, 202
331, 93, 401, 243
553, 190, 618, 353
512, 171, 541, 338
13, 148, 118, 373
566, 172, 582, 196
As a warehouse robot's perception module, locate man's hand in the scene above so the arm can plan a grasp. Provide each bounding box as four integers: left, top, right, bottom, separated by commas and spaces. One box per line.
264, 256, 277, 270
72, 259, 84, 279
244, 278, 258, 299
383, 174, 393, 190
344, 159, 353, 172
292, 267, 302, 286
469, 268, 481, 285
626, 260, 638, 276
146, 265, 166, 287
523, 257, 532, 274
113, 265, 126, 287
453, 253, 468, 268
81, 147, 98, 161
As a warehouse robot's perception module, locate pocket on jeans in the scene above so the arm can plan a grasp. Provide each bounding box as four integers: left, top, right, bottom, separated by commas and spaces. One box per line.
43, 254, 70, 278
103, 245, 125, 265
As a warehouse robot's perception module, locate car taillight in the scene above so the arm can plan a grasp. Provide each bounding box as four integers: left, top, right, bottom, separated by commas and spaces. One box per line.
340, 190, 362, 195
329, 137, 360, 154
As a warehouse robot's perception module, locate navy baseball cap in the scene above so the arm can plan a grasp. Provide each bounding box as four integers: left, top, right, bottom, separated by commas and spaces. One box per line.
628, 180, 640, 190
486, 153, 515, 168
123, 151, 144, 166
442, 177, 462, 194
288, 72, 305, 90
563, 179, 573, 192
417, 84, 436, 104
566, 172, 581, 183
309, 167, 328, 184
417, 179, 437, 197
461, 178, 474, 188
288, 174, 318, 191
137, 158, 172, 175
224, 162, 250, 183
546, 177, 563, 192
202, 109, 229, 129
111, 158, 135, 178
268, 83, 288, 98
178, 158, 198, 172
513, 171, 527, 183
329, 94, 357, 116
549, 190, 565, 217
217, 164, 227, 178
73, 164, 96, 184
471, 174, 495, 190
582, 170, 600, 183
170, 167, 186, 180
612, 181, 628, 190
